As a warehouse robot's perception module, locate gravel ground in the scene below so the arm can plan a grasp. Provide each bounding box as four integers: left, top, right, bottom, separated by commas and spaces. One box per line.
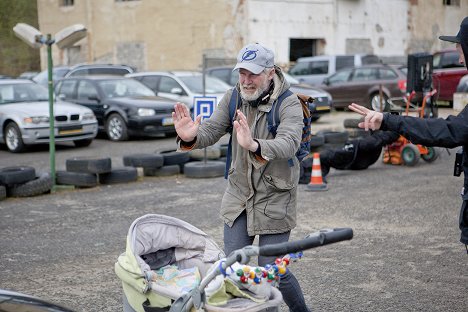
1, 109, 467, 312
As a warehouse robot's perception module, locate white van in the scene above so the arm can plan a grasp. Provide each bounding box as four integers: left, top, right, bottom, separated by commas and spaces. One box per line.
289, 54, 380, 85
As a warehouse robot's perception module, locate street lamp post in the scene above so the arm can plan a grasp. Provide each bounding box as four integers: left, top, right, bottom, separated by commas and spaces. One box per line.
13, 23, 86, 192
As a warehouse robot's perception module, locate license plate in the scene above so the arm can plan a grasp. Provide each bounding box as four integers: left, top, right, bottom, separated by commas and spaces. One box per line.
162, 117, 174, 126
316, 106, 330, 111
59, 127, 83, 135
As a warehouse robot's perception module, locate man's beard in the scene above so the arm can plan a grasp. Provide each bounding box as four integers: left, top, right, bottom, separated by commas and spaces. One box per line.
240, 78, 271, 101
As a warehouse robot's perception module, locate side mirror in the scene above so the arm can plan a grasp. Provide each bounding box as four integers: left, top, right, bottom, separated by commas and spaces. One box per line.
322, 78, 330, 86
170, 87, 183, 95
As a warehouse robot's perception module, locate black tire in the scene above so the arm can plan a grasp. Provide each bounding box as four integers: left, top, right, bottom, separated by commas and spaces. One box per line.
401, 144, 420, 166
323, 131, 349, 144
123, 154, 164, 168
343, 118, 363, 129
184, 161, 225, 178
66, 156, 112, 174
370, 93, 389, 112
310, 135, 325, 147
0, 185, 6, 201
106, 113, 129, 141
56, 170, 98, 187
156, 149, 190, 166
421, 146, 439, 163
0, 166, 36, 185
99, 167, 138, 184
4, 122, 26, 153
189, 147, 221, 160
8, 172, 52, 197
143, 165, 180, 177
347, 128, 371, 139
74, 138, 93, 148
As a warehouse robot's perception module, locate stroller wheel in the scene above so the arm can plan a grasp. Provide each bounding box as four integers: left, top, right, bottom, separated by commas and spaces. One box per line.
421, 147, 439, 163
401, 144, 420, 166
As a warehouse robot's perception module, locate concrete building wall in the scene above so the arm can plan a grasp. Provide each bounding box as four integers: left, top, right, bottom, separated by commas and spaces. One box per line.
36, 0, 468, 71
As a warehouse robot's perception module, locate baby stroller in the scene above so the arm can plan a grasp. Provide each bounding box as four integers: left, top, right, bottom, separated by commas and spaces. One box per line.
115, 214, 353, 312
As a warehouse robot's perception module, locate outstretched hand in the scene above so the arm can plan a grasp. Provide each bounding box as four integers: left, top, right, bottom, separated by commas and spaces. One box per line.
172, 103, 201, 142
233, 110, 258, 152
348, 103, 384, 131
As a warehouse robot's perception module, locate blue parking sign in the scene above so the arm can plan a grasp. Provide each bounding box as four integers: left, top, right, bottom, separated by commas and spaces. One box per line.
193, 97, 217, 123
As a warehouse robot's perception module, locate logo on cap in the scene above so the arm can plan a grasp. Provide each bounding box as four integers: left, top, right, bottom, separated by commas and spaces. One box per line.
241, 50, 258, 62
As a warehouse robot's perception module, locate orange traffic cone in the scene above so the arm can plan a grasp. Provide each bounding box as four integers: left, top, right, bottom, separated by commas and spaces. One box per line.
306, 153, 328, 192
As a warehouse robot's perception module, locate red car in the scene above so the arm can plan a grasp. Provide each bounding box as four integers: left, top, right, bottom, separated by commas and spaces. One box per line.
432, 49, 468, 103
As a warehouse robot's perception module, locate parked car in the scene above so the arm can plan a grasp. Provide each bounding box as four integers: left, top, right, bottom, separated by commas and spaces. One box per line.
0, 288, 74, 312
289, 54, 380, 85
55, 76, 177, 141
205, 66, 332, 121
126, 71, 231, 108
33, 64, 135, 87
17, 71, 39, 80
432, 49, 468, 103
319, 64, 407, 111
0, 79, 98, 153
456, 74, 468, 93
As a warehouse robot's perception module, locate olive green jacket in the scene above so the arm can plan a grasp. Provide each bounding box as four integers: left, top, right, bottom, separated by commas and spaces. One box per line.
180, 67, 303, 235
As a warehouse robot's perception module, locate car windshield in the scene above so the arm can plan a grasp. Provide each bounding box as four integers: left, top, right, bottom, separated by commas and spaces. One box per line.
178, 75, 231, 94
32, 67, 70, 86
98, 79, 155, 98
0, 83, 49, 104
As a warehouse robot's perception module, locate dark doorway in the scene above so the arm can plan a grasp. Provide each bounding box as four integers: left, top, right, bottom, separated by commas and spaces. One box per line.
289, 38, 317, 62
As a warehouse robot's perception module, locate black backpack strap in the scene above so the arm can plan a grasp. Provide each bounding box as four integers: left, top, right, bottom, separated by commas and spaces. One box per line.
225, 88, 241, 179
267, 89, 294, 136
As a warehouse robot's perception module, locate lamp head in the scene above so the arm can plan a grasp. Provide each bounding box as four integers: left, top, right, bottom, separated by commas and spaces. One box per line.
13, 23, 43, 49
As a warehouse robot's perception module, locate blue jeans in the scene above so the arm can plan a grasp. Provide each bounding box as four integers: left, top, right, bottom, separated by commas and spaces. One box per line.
223, 211, 311, 312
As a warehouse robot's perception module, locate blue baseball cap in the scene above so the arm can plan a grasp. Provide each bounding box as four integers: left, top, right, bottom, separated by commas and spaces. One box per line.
233, 43, 275, 74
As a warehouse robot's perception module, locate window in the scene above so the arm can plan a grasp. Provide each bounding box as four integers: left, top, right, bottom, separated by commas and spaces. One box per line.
309, 61, 329, 74
289, 62, 312, 75
139, 76, 160, 92
328, 69, 352, 84
378, 68, 398, 80
443, 0, 460, 6
57, 80, 77, 99
351, 68, 378, 81
60, 0, 74, 6
77, 81, 98, 100
159, 77, 182, 94
336, 56, 354, 71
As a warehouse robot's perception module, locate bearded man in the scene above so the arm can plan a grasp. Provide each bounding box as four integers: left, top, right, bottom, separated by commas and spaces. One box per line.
172, 43, 311, 311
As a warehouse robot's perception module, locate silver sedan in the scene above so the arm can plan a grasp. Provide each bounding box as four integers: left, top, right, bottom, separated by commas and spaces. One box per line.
0, 79, 98, 152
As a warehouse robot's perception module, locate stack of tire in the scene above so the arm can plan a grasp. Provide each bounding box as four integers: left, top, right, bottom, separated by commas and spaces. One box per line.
56, 156, 138, 188
343, 118, 370, 139
309, 130, 350, 153
185, 145, 226, 178
0, 166, 52, 200
123, 151, 182, 177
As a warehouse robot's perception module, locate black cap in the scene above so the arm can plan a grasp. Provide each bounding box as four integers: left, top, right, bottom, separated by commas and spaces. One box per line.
439, 16, 468, 43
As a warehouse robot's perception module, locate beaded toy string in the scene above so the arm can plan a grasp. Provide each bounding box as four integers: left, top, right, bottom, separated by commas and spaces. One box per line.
230, 252, 303, 285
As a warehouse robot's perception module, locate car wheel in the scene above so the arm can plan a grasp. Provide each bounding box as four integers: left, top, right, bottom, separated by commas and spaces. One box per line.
401, 144, 420, 166
106, 113, 128, 141
74, 138, 93, 148
421, 146, 439, 163
5, 122, 26, 153
370, 93, 389, 112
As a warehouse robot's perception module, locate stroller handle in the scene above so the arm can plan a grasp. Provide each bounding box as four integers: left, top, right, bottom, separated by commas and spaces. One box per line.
259, 227, 353, 257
